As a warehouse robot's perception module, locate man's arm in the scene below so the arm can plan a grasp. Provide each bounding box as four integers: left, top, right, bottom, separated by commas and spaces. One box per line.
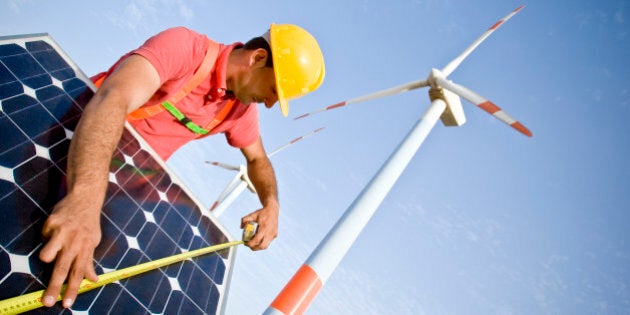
39, 54, 161, 308
240, 137, 279, 250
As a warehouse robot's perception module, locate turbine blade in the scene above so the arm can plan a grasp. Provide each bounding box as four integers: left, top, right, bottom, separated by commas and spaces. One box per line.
294, 80, 428, 120
268, 127, 325, 158
205, 161, 240, 171
209, 201, 219, 211
434, 76, 532, 137
441, 5, 525, 77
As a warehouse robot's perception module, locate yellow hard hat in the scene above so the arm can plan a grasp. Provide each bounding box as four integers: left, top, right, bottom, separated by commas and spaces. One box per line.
265, 24, 325, 117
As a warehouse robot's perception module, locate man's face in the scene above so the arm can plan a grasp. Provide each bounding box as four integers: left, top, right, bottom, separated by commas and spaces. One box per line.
234, 49, 278, 108
247, 66, 278, 108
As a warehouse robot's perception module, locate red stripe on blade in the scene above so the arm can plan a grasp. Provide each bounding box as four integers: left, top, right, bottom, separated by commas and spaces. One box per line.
327, 101, 347, 110
478, 101, 500, 114
489, 20, 505, 30
511, 122, 533, 137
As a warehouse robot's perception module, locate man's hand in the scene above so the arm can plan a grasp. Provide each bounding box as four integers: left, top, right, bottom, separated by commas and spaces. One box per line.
39, 193, 101, 308
241, 201, 279, 250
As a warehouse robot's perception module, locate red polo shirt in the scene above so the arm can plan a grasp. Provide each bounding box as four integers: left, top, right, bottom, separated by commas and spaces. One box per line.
97, 27, 259, 160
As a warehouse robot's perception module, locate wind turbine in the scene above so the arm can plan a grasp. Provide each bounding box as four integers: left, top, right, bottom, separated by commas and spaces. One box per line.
265, 6, 532, 315
206, 127, 325, 217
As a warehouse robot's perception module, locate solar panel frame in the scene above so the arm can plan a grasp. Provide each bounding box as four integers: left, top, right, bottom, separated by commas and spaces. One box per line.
0, 33, 237, 314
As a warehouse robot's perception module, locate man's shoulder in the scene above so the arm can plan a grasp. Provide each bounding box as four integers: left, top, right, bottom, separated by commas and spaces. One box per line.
137, 26, 218, 61
152, 26, 207, 42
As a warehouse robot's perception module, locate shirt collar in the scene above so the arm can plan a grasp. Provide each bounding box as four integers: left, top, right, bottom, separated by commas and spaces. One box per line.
211, 42, 242, 99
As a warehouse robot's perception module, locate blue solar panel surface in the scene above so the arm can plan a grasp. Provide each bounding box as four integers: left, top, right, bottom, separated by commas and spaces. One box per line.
0, 34, 236, 314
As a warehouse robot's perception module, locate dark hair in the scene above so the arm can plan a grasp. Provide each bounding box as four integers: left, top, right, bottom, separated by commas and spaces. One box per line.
243, 36, 273, 67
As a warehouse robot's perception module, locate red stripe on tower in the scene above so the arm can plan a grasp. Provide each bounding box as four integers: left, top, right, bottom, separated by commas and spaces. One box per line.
269, 264, 323, 315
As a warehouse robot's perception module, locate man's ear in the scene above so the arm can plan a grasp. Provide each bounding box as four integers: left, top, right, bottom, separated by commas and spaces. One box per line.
250, 48, 270, 68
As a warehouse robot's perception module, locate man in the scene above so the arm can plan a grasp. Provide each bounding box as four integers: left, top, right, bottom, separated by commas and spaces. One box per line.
38, 24, 325, 309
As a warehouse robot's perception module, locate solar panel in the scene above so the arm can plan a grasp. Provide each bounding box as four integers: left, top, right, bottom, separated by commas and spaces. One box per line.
0, 33, 237, 314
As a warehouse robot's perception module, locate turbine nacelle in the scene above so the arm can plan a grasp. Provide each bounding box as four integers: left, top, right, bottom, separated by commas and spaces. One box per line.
428, 68, 466, 127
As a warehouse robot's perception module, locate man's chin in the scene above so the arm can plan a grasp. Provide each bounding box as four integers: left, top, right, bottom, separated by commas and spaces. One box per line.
235, 96, 252, 105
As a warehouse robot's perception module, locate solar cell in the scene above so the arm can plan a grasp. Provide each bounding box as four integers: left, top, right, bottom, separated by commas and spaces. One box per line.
0, 34, 236, 314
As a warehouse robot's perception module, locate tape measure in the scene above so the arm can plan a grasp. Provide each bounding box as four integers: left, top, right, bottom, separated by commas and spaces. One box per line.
0, 222, 257, 315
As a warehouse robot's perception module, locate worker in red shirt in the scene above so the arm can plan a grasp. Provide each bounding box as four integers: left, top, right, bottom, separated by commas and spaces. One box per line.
38, 24, 325, 309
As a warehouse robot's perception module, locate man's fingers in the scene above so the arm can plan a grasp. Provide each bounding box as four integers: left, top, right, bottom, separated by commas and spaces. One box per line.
41, 239, 97, 308
41, 214, 55, 237
40, 225, 66, 307
85, 252, 99, 282
256, 237, 270, 250
61, 267, 81, 308
241, 214, 257, 228
42, 252, 73, 307
247, 237, 267, 251
62, 244, 96, 308
246, 227, 274, 250
39, 239, 61, 263
40, 221, 64, 263
62, 259, 88, 308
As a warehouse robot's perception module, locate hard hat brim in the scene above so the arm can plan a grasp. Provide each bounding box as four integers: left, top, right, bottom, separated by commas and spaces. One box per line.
279, 98, 289, 117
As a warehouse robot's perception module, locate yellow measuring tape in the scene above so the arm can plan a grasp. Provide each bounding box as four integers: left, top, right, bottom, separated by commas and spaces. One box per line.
0, 223, 257, 315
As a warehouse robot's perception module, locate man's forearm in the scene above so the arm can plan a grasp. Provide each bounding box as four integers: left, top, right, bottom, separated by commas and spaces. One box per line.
66, 90, 129, 201
247, 156, 279, 207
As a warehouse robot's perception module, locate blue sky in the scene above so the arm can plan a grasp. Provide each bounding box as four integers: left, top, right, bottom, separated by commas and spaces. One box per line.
2, 0, 629, 314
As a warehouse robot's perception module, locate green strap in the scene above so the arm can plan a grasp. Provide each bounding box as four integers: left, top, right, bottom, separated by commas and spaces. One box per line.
161, 101, 209, 135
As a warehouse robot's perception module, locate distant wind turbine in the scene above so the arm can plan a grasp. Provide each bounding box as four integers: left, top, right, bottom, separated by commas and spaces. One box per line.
266, 6, 532, 315
206, 127, 325, 217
